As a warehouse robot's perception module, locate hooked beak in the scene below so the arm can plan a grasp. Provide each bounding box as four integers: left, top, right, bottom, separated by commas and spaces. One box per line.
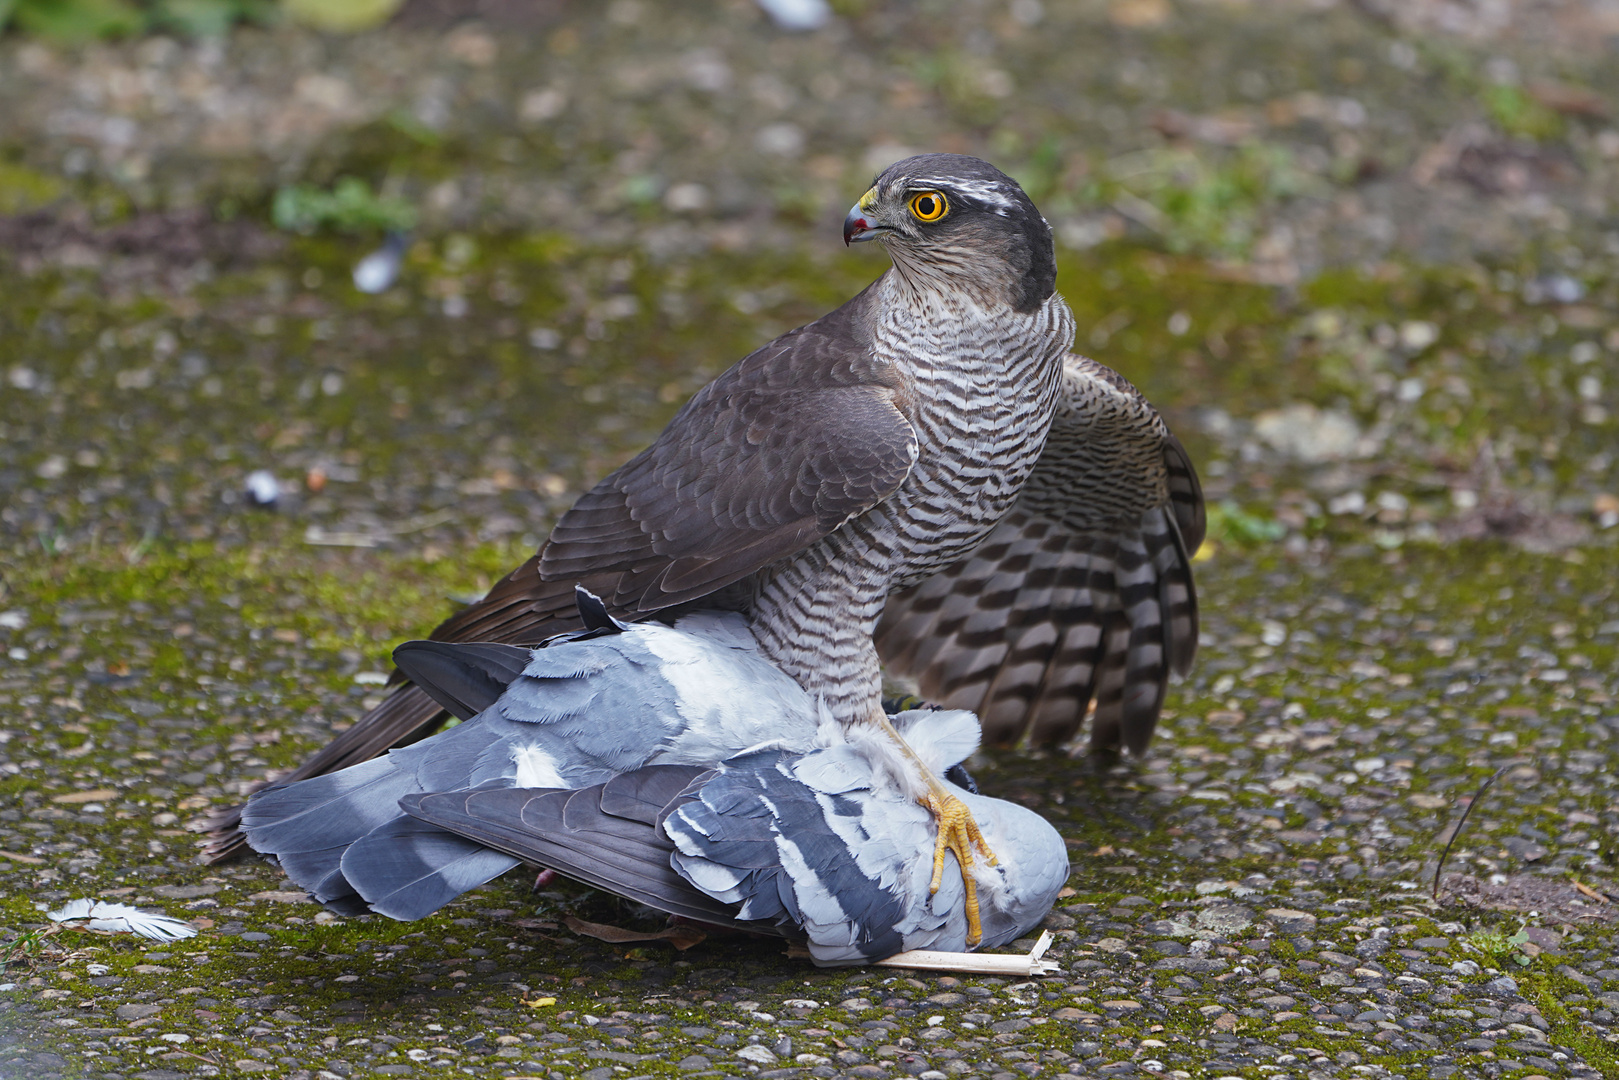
843, 203, 883, 245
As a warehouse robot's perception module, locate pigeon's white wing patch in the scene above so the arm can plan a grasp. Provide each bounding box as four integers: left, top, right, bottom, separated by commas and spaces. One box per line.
509, 745, 565, 789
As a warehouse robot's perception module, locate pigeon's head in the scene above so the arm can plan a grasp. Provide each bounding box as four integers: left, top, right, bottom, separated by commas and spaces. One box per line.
842, 153, 1056, 313
890, 708, 1069, 949
959, 791, 1070, 948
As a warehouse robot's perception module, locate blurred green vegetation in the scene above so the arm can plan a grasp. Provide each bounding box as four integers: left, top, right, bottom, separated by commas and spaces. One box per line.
1204, 500, 1286, 548
0, 0, 272, 40
0, 0, 404, 41
1483, 83, 1564, 141
1092, 144, 1321, 259
0, 161, 64, 214
271, 177, 417, 235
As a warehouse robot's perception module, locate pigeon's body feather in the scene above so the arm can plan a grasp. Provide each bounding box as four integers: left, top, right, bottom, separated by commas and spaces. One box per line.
243, 607, 820, 919
405, 713, 1068, 964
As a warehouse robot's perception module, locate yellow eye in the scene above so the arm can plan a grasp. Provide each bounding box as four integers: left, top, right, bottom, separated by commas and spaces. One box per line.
908, 190, 948, 222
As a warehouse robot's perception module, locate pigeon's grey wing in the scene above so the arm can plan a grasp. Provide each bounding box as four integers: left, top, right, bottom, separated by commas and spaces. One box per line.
399, 767, 765, 930
602, 762, 717, 824
876, 354, 1201, 755
664, 749, 917, 965
392, 640, 536, 721
485, 616, 818, 781
337, 812, 521, 921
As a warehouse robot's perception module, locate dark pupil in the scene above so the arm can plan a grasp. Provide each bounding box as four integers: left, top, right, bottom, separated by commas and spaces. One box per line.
918, 196, 935, 216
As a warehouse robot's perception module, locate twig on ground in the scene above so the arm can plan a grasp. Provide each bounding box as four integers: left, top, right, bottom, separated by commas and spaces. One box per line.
1432, 763, 1512, 902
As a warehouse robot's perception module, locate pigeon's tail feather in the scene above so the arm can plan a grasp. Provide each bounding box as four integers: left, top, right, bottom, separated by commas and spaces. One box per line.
392, 640, 534, 721
240, 757, 427, 909
273, 845, 370, 914
204, 553, 600, 864
339, 813, 521, 921
242, 758, 409, 853
203, 680, 453, 863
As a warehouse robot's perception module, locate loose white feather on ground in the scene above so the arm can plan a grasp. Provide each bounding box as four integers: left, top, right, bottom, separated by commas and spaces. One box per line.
47, 899, 198, 942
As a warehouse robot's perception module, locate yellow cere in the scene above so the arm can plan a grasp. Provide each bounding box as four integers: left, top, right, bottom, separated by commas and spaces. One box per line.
857, 186, 879, 211
909, 190, 948, 221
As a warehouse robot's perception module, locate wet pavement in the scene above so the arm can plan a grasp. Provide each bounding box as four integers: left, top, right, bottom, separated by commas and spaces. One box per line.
2, 1, 1619, 1078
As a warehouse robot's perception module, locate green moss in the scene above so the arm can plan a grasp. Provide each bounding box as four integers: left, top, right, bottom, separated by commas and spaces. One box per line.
1483, 84, 1564, 141
0, 162, 65, 215
1520, 973, 1619, 1078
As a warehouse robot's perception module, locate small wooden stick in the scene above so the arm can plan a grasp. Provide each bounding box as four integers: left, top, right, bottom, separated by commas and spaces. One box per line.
878, 931, 1059, 975
1432, 764, 1512, 902
1572, 879, 1612, 903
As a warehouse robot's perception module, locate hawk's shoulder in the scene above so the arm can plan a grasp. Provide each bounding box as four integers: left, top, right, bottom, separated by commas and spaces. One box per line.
540, 279, 918, 610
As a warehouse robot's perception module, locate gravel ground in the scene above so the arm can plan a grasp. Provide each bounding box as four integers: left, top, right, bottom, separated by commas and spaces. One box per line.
2, 2, 1619, 1079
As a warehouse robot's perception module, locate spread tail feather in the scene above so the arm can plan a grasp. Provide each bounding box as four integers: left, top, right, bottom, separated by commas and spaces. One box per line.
339, 813, 521, 921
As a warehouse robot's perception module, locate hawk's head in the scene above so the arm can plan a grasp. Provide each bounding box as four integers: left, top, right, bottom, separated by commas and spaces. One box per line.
843, 154, 1056, 314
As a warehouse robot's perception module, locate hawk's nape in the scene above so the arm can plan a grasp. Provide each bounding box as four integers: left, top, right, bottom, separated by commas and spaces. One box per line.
875, 355, 1203, 756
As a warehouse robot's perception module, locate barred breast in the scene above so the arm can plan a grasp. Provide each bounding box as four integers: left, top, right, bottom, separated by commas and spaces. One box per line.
748, 282, 1076, 723
875, 355, 1204, 755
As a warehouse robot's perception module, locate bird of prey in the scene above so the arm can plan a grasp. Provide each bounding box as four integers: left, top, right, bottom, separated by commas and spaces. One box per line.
211, 154, 1200, 912
242, 593, 1067, 962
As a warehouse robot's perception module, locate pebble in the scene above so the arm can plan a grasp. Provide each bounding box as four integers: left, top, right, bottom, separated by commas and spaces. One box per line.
752, 0, 832, 31
243, 470, 281, 508
352, 232, 408, 294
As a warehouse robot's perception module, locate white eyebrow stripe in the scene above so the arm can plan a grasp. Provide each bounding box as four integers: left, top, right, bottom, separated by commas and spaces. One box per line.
885, 174, 1021, 214
938, 177, 1020, 211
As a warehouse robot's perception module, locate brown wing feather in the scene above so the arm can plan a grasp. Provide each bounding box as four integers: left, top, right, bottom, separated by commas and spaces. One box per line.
540, 292, 918, 610
205, 283, 917, 862
876, 354, 1201, 755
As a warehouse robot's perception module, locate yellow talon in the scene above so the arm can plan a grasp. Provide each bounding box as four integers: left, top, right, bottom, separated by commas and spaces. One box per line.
873, 709, 1000, 947
922, 787, 998, 945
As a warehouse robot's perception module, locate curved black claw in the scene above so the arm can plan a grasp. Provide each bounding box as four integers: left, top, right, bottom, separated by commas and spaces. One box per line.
944, 762, 980, 795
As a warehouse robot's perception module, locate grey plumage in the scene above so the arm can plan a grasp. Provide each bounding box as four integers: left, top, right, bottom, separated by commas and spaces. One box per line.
402, 711, 1069, 964
242, 599, 1070, 957
876, 355, 1203, 754
242, 599, 820, 919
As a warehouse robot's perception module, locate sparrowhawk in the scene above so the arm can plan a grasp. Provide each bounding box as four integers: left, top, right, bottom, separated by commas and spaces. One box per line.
209, 154, 1202, 883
